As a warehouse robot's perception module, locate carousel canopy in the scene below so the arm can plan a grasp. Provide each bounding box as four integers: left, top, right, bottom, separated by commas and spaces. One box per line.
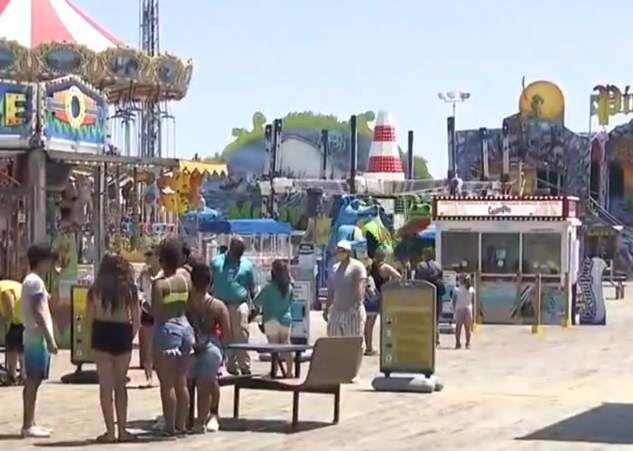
0, 0, 120, 50
0, 0, 192, 101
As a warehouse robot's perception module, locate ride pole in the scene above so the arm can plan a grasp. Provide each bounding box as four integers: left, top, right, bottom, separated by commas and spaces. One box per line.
532, 273, 542, 335
562, 271, 571, 329
471, 270, 478, 333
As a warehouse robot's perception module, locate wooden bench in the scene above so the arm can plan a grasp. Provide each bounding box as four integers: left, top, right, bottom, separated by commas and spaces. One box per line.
232, 336, 363, 429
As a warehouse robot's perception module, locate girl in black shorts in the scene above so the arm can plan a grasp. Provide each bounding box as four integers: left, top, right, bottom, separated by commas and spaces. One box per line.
87, 253, 140, 443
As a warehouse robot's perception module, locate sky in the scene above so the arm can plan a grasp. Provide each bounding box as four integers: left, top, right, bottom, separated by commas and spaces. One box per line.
76, 0, 633, 178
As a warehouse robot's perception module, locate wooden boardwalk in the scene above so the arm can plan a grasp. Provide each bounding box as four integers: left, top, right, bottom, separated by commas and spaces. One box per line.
2, 285, 633, 450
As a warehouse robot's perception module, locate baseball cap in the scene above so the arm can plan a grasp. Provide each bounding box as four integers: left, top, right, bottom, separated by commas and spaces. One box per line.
336, 240, 352, 252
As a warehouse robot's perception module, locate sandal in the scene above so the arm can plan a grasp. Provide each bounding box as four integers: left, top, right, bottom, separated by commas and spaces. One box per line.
96, 432, 117, 443
156, 428, 178, 438
118, 431, 137, 442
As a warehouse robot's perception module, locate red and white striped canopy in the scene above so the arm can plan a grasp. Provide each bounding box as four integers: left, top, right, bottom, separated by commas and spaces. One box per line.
0, 0, 120, 51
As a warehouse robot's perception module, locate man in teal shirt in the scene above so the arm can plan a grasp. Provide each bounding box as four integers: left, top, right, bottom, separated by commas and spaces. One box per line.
210, 237, 256, 375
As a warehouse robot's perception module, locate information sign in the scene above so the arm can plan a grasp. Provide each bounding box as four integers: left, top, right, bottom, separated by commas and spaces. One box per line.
290, 243, 315, 345
70, 285, 94, 365
290, 281, 311, 344
380, 280, 436, 376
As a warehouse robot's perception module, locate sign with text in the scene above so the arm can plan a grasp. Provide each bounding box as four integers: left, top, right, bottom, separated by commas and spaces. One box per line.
290, 281, 311, 344
380, 280, 436, 376
0, 81, 34, 145
591, 85, 633, 126
436, 199, 563, 218
70, 285, 94, 365
290, 243, 315, 344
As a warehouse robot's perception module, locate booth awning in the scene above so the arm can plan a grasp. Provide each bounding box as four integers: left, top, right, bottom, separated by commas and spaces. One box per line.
47, 151, 179, 168
197, 219, 291, 235
179, 160, 227, 175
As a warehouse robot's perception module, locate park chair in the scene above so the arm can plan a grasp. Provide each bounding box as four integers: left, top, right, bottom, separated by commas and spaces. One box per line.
232, 336, 363, 429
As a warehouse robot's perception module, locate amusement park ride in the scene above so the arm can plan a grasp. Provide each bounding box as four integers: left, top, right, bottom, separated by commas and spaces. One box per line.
0, 1, 615, 366
0, 0, 212, 354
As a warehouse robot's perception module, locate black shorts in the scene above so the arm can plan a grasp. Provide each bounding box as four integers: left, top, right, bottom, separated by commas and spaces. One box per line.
5, 323, 24, 352
91, 320, 134, 356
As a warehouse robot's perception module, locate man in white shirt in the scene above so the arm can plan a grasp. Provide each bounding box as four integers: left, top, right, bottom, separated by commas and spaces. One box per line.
19, 243, 59, 439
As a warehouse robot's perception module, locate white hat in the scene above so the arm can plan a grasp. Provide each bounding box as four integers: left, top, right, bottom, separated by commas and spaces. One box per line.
336, 240, 352, 252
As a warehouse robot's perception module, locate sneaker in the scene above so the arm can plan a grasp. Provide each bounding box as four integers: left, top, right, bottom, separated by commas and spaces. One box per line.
206, 416, 220, 432
152, 415, 165, 431
350, 376, 361, 384
21, 426, 51, 438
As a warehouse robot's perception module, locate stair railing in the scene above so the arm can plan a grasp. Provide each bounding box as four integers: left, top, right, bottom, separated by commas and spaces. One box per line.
587, 196, 623, 226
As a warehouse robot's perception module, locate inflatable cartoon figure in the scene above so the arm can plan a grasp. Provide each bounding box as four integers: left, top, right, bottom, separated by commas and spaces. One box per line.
328, 195, 382, 268
393, 196, 434, 263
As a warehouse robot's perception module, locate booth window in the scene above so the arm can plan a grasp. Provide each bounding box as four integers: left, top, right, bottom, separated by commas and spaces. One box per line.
440, 232, 479, 272
481, 233, 520, 274
522, 233, 561, 274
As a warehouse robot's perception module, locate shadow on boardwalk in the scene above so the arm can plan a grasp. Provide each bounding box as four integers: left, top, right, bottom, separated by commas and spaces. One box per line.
518, 403, 633, 445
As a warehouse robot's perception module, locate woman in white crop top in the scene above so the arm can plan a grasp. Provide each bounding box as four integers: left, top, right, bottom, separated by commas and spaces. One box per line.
452, 274, 475, 349
138, 249, 162, 387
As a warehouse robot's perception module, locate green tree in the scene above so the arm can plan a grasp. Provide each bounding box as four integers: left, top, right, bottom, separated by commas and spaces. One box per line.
411, 155, 431, 179
203, 152, 225, 163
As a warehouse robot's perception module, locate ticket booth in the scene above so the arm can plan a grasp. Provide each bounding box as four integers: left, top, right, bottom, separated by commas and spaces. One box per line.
432, 195, 581, 325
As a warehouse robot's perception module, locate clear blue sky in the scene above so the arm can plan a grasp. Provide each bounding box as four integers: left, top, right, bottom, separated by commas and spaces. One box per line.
77, 0, 632, 178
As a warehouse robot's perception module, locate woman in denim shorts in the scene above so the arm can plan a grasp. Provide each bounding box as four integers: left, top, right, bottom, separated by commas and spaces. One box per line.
151, 238, 194, 436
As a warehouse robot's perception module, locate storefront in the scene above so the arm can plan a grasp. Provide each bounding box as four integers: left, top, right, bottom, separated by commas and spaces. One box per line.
431, 195, 581, 325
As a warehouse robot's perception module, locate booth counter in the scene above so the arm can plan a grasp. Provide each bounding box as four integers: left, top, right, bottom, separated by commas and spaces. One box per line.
432, 195, 581, 326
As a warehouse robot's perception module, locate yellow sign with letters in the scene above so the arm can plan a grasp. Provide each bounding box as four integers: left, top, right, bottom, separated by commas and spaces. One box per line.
591, 85, 633, 126
70, 285, 94, 365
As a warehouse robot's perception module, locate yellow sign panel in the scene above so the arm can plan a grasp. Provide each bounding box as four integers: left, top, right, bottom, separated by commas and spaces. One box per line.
380, 281, 436, 376
4, 92, 26, 126
71, 285, 94, 365
591, 85, 633, 126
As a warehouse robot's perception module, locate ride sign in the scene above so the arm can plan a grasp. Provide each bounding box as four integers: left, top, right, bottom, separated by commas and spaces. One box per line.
380, 280, 436, 377
591, 85, 633, 126
436, 199, 564, 218
0, 81, 33, 144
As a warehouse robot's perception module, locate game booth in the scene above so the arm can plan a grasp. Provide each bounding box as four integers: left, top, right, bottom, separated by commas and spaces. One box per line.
186, 217, 313, 351
432, 195, 581, 326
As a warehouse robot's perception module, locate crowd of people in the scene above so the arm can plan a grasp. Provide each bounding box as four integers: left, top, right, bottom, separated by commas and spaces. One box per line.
0, 235, 474, 441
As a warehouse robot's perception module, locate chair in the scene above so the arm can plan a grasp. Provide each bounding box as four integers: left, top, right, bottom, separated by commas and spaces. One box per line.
232, 336, 363, 429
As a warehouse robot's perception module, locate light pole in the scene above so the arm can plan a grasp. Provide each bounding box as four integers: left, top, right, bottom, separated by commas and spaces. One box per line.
438, 91, 471, 175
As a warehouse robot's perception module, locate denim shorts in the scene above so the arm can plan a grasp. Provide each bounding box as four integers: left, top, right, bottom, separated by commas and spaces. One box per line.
153, 316, 194, 356
189, 336, 223, 379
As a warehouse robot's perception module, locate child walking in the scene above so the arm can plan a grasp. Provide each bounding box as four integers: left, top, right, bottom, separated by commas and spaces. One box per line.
254, 260, 294, 377
452, 274, 475, 349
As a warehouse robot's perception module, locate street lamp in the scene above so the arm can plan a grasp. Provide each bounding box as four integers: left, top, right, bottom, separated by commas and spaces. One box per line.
438, 91, 471, 175
437, 91, 471, 117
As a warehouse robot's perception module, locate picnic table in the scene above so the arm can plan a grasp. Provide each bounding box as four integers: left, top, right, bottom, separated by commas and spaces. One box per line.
226, 343, 313, 378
